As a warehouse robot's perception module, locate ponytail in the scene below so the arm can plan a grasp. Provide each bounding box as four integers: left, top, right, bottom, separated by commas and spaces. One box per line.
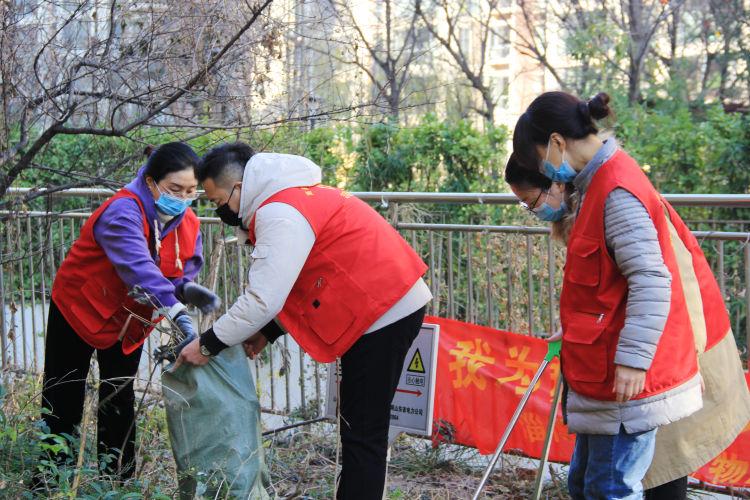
512, 91, 612, 171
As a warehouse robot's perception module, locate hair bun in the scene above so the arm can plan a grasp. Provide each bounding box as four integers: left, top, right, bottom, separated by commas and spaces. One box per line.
143, 145, 155, 158
587, 92, 611, 120
577, 102, 591, 121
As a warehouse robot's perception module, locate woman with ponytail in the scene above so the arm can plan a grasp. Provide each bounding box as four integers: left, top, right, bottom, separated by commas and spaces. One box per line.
506, 153, 697, 499
39, 142, 218, 481
511, 92, 750, 498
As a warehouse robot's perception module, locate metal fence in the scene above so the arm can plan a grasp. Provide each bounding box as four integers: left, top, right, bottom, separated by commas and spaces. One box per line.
1, 189, 749, 417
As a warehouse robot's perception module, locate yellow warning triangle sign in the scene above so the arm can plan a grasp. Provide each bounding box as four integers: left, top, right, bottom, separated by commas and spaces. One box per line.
407, 349, 425, 373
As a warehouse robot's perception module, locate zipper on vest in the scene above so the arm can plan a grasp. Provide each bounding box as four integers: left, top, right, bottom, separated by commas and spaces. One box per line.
315, 277, 324, 288
578, 311, 605, 323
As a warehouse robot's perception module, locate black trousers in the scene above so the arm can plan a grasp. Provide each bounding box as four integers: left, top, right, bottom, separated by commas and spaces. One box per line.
337, 306, 425, 500
40, 300, 143, 478
644, 476, 688, 500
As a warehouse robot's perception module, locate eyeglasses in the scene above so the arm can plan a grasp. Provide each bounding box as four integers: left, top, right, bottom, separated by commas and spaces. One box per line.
519, 190, 546, 213
157, 183, 200, 201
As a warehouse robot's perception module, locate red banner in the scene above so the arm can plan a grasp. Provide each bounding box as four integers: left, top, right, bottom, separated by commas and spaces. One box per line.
428, 315, 750, 488
693, 384, 750, 487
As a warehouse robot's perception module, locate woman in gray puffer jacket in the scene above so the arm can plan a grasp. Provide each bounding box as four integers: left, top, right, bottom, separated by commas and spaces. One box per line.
510, 91, 750, 499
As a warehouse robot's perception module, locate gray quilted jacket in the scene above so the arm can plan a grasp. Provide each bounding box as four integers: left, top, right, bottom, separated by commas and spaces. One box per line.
565, 139, 702, 435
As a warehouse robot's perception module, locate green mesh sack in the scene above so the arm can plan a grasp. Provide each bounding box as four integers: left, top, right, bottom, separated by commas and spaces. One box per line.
162, 345, 270, 499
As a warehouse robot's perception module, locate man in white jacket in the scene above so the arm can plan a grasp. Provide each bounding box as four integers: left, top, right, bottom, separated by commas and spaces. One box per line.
177, 142, 432, 499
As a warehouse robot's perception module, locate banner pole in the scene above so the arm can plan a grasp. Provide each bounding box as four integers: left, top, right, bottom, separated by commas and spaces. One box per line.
471, 340, 561, 499
532, 372, 564, 500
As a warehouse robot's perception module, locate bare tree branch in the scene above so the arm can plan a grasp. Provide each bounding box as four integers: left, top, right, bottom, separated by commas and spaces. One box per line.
416, 0, 497, 123
0, 0, 276, 200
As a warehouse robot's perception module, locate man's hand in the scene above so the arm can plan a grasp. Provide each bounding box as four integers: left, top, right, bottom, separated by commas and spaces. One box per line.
173, 338, 210, 370
613, 364, 646, 402
242, 333, 268, 360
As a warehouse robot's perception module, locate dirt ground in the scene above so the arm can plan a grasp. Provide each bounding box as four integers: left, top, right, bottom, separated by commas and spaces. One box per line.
264, 427, 570, 499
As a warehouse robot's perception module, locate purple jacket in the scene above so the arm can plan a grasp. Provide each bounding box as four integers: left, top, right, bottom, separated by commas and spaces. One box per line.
92, 166, 203, 309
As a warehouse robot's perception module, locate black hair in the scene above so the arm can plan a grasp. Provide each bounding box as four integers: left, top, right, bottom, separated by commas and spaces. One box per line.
143, 142, 200, 182
504, 152, 552, 190
197, 142, 255, 184
512, 91, 612, 171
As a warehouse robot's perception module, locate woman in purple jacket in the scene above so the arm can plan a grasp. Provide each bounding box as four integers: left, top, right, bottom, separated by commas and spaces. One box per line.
39, 143, 218, 481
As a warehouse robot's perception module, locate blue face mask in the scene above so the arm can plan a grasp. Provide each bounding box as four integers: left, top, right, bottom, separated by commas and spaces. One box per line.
542, 138, 577, 183
533, 200, 568, 222
154, 187, 192, 216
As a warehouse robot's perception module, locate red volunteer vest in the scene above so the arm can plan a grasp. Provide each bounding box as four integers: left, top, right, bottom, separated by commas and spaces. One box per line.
248, 185, 428, 362
52, 189, 200, 353
560, 150, 699, 400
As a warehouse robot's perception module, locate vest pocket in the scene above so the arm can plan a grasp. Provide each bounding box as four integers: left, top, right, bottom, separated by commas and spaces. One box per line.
562, 310, 610, 384
301, 273, 357, 345
566, 235, 601, 287
76, 272, 127, 333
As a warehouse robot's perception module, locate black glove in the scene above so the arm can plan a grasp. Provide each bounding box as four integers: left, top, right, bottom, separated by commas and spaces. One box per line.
182, 282, 221, 314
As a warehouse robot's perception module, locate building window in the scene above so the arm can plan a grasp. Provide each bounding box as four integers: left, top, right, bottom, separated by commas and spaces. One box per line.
490, 75, 510, 108
415, 26, 430, 52
490, 25, 511, 59
61, 18, 88, 50
459, 27, 472, 54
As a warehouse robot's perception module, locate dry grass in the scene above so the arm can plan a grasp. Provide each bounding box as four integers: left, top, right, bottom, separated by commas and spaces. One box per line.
3, 373, 729, 500
0, 371, 570, 498
264, 424, 570, 499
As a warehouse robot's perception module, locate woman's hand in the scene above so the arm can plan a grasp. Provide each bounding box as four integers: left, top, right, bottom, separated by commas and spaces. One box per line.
182, 282, 221, 314
613, 365, 646, 402
546, 328, 563, 343
242, 333, 268, 360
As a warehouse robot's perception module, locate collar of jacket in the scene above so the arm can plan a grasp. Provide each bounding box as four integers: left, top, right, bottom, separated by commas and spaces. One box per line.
572, 137, 619, 196
237, 152, 323, 229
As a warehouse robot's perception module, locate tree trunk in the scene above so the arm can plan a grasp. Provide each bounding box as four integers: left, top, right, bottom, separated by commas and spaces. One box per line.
482, 89, 494, 126
627, 0, 646, 103
388, 78, 401, 121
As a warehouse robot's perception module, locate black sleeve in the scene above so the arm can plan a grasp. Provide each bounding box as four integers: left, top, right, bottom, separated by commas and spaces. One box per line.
259, 319, 286, 344
199, 327, 230, 356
